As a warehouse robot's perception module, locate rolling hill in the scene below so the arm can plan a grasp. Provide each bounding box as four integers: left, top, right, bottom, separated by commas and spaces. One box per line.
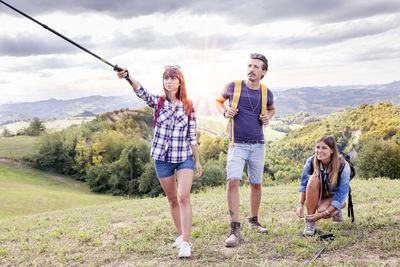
0, 177, 398, 265
269, 102, 400, 163
0, 95, 146, 124
1, 81, 399, 124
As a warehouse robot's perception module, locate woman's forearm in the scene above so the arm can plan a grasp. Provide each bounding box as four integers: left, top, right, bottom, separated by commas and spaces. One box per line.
190, 145, 200, 163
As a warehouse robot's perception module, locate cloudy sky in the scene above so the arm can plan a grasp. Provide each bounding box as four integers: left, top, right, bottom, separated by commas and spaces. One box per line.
0, 0, 399, 103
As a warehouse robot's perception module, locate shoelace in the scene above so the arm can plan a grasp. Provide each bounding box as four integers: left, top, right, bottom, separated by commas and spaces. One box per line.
229, 226, 239, 236
306, 221, 315, 231
251, 221, 263, 228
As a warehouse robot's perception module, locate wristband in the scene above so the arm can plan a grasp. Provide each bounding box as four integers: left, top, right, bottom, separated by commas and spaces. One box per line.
297, 203, 303, 208
223, 110, 228, 118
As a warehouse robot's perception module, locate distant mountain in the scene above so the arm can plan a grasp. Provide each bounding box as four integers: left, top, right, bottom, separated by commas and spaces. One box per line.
273, 81, 400, 116
1, 81, 399, 123
194, 80, 400, 116
0, 95, 146, 123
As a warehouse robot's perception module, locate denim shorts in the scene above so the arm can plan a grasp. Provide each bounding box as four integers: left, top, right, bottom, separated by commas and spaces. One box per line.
154, 156, 194, 178
226, 143, 265, 184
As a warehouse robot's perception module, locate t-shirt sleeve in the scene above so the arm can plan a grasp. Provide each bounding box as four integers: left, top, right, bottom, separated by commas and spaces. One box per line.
222, 82, 235, 100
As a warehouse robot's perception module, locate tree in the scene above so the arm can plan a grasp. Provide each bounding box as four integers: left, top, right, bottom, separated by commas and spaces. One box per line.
27, 118, 46, 136
137, 161, 163, 197
356, 138, 400, 179
86, 164, 113, 192
1, 127, 13, 137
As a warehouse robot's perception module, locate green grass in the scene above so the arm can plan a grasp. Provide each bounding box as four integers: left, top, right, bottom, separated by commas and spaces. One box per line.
0, 161, 119, 220
0, 136, 40, 159
0, 178, 399, 266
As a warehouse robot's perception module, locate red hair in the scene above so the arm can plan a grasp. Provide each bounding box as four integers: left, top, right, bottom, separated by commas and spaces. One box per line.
162, 69, 191, 115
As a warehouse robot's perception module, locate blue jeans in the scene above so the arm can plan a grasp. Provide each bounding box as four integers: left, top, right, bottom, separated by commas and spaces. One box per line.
155, 156, 194, 178
226, 143, 265, 184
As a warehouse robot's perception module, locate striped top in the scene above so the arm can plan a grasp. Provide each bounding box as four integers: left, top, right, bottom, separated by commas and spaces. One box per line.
133, 85, 197, 163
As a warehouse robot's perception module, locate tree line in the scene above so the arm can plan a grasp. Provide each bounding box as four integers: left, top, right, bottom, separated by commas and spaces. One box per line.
11, 102, 400, 197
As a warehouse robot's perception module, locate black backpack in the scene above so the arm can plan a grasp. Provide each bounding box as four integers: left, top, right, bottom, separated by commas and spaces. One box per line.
310, 152, 355, 222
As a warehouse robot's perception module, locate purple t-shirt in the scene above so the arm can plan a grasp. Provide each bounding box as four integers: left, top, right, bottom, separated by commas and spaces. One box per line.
222, 80, 274, 142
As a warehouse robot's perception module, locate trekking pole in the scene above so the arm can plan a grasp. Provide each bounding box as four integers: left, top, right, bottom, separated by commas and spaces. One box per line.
0, 0, 132, 85
307, 234, 334, 266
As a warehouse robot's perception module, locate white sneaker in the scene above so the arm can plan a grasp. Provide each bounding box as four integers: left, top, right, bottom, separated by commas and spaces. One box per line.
178, 241, 191, 258
172, 235, 182, 248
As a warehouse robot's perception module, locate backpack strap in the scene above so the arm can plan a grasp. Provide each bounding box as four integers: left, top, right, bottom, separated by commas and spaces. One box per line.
227, 81, 267, 146
348, 187, 354, 222
153, 97, 165, 128
226, 80, 242, 146
261, 83, 267, 115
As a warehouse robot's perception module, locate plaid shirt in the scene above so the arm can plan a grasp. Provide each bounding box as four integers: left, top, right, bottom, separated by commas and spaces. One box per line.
134, 84, 198, 163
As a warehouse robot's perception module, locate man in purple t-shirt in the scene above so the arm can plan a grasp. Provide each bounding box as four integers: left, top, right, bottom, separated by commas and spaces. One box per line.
215, 53, 276, 247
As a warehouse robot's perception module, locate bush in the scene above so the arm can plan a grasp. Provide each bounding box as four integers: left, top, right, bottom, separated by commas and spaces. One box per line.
1, 127, 13, 137
192, 159, 226, 191
356, 138, 400, 179
17, 118, 46, 136
86, 164, 113, 192
137, 161, 163, 197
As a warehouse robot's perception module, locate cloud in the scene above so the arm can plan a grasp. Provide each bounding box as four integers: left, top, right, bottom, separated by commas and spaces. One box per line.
352, 47, 400, 62
108, 27, 240, 51
0, 33, 94, 56
273, 15, 400, 48
109, 28, 178, 50
2, 0, 399, 25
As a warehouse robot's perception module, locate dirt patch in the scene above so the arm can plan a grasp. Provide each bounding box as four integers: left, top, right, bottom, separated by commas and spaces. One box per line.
112, 222, 129, 228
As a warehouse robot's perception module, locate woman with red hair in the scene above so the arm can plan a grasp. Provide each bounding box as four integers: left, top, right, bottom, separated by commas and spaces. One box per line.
117, 66, 202, 258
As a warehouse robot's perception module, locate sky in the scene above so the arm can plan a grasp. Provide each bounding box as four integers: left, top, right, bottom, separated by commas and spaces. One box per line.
0, 0, 399, 103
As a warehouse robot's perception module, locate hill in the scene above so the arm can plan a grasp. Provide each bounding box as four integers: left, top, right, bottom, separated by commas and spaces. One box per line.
0, 95, 146, 124
1, 81, 399, 123
0, 136, 39, 159
0, 179, 399, 265
0, 160, 118, 220
195, 80, 400, 116
273, 80, 400, 116
270, 102, 400, 163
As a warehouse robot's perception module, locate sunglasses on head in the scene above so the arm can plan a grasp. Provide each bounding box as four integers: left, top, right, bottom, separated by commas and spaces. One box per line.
250, 53, 267, 61
164, 65, 181, 71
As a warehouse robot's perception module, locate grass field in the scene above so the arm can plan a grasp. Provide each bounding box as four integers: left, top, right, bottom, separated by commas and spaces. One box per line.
0, 136, 40, 159
0, 161, 119, 220
0, 178, 398, 266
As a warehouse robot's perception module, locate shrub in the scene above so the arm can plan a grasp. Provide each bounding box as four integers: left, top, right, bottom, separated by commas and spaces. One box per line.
356, 138, 400, 179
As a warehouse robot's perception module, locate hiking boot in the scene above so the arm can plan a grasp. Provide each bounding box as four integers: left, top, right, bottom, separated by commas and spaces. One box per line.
178, 241, 191, 258
332, 210, 344, 224
172, 235, 182, 248
248, 216, 269, 234
303, 219, 316, 236
225, 222, 242, 247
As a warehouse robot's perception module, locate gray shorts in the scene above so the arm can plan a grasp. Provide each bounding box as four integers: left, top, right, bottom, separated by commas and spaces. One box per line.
226, 143, 265, 184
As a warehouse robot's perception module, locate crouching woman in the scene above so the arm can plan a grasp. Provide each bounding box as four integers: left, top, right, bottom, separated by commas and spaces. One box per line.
296, 135, 350, 236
